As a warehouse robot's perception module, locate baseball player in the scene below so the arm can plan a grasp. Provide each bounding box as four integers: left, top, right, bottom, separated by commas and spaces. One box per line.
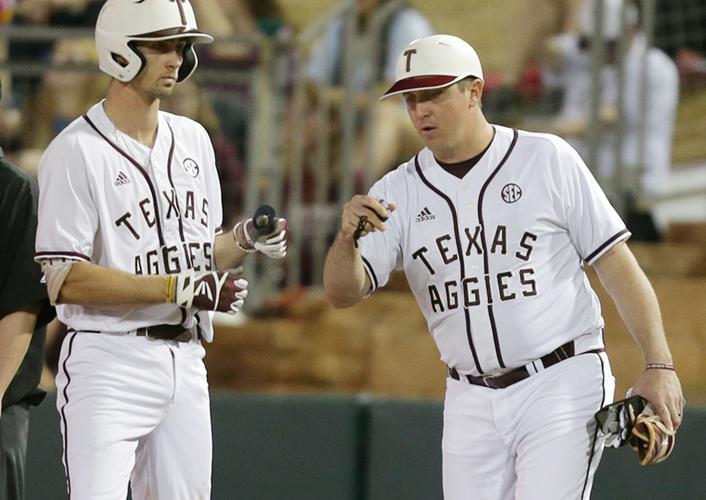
324, 34, 685, 499
34, 1, 288, 499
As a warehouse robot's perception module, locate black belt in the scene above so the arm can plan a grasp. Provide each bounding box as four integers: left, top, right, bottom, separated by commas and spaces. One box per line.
448, 341, 605, 390
135, 324, 194, 343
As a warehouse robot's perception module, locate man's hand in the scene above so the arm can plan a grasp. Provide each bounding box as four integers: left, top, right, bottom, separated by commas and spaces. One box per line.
630, 367, 686, 431
233, 218, 289, 259
339, 195, 395, 245
173, 270, 248, 314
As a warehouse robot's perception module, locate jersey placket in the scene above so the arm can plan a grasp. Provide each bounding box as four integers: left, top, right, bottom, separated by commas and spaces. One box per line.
149, 121, 187, 276
457, 173, 496, 374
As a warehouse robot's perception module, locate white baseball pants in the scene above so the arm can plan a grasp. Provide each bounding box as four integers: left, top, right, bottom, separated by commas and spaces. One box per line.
442, 351, 614, 500
55, 331, 212, 500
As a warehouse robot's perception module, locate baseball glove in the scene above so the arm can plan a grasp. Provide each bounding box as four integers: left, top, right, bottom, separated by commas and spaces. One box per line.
628, 405, 676, 465
595, 395, 676, 466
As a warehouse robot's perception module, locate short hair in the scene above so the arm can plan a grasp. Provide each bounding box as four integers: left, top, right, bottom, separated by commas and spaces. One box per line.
456, 76, 479, 90
456, 77, 483, 108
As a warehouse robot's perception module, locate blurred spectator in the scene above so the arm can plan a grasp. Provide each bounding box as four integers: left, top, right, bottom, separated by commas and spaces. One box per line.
8, 0, 101, 110
27, 39, 103, 141
10, 37, 104, 177
538, 0, 679, 240
654, 0, 706, 87
192, 0, 291, 220
305, 0, 433, 182
2, 0, 101, 174
514, 0, 579, 110
0, 0, 14, 24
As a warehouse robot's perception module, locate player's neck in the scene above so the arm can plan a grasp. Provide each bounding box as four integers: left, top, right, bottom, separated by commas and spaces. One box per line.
103, 85, 160, 148
433, 119, 495, 164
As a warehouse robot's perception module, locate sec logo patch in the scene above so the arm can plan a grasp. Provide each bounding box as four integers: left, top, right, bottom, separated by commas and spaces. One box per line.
183, 158, 200, 178
501, 183, 522, 203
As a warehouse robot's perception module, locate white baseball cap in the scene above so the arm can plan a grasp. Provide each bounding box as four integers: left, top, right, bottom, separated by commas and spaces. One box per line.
381, 34, 484, 99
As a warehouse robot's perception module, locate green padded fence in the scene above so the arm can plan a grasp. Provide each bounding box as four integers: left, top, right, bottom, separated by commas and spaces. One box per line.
24, 392, 706, 499
210, 393, 362, 500
364, 398, 444, 500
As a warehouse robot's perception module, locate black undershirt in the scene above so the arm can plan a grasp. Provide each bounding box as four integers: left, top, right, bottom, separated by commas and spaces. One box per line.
436, 129, 495, 179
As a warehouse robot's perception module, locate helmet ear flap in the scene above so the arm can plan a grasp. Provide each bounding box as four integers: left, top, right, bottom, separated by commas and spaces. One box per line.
177, 43, 197, 83
125, 41, 147, 79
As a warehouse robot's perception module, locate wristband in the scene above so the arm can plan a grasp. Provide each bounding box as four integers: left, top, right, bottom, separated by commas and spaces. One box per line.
232, 221, 256, 253
165, 275, 176, 303
645, 363, 675, 371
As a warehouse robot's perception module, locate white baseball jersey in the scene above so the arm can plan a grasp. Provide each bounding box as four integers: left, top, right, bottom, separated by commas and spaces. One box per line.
35, 100, 223, 341
359, 125, 630, 376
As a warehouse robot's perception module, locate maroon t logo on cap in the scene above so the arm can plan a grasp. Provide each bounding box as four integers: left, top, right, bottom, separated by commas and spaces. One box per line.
404, 49, 417, 72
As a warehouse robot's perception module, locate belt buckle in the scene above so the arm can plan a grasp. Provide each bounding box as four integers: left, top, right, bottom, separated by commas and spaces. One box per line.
142, 327, 158, 341
480, 374, 498, 388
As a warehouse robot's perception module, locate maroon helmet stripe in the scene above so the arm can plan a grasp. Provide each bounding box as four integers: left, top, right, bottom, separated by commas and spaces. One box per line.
384, 75, 457, 95
174, 0, 187, 25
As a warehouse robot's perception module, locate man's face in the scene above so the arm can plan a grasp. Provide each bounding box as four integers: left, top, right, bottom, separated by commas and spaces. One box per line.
130, 39, 188, 100
403, 83, 475, 156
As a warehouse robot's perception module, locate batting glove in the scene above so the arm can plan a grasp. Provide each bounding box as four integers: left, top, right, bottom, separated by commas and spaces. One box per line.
233, 218, 289, 259
172, 270, 248, 314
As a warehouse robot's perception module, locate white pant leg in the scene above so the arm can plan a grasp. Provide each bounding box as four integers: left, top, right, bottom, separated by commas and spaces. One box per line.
55, 332, 177, 500
129, 341, 212, 500
441, 351, 614, 500
513, 352, 615, 500
442, 378, 516, 500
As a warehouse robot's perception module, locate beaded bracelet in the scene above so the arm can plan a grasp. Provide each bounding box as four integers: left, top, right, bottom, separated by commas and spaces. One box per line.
645, 363, 675, 371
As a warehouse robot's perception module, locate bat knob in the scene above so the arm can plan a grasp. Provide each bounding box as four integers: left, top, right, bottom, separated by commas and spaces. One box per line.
253, 204, 276, 237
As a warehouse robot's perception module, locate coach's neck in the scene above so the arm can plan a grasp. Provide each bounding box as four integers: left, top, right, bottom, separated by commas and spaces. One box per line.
103, 81, 160, 148
434, 111, 494, 164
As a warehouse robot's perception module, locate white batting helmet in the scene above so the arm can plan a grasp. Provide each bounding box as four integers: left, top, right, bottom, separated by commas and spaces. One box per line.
95, 0, 213, 83
381, 34, 483, 99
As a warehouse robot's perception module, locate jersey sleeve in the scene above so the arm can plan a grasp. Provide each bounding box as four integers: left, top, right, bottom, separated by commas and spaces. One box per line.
557, 140, 631, 265
35, 140, 98, 262
357, 175, 403, 295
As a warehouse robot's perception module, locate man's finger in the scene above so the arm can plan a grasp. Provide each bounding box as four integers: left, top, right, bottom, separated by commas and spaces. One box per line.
362, 203, 388, 222
655, 404, 674, 432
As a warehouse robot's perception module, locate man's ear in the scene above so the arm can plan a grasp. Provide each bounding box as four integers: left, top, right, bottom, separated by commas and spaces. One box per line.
472, 79, 484, 102
468, 79, 483, 108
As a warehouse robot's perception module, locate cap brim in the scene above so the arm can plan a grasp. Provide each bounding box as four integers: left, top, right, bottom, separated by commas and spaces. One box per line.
380, 75, 460, 100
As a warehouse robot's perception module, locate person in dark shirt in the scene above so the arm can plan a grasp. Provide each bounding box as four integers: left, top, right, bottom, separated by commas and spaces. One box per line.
0, 80, 55, 500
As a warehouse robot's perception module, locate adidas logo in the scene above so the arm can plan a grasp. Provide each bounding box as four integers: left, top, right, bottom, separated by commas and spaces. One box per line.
114, 171, 130, 187
415, 206, 435, 222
